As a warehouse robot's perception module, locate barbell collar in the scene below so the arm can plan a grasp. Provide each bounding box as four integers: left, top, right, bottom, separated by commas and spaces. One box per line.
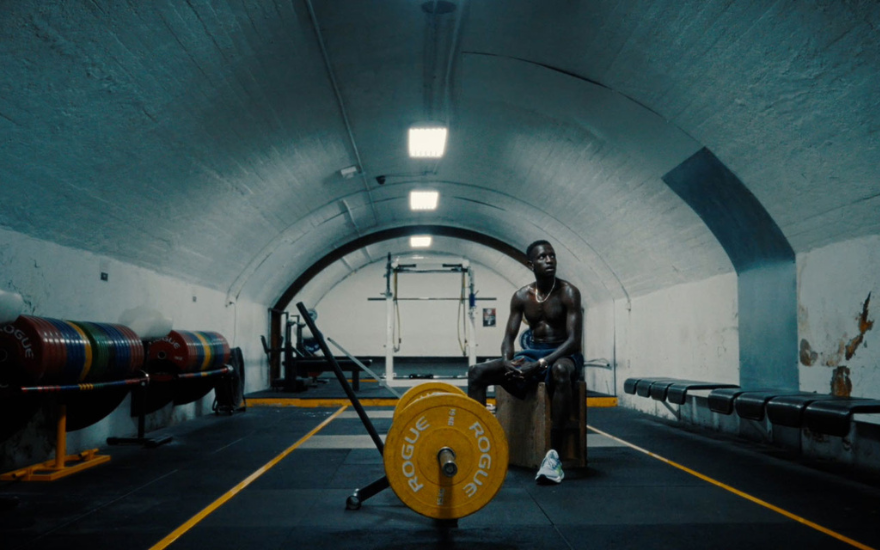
437, 447, 457, 477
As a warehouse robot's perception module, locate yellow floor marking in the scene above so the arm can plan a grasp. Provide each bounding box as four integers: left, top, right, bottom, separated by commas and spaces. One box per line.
248, 397, 401, 408
248, 396, 616, 408
150, 406, 348, 550
587, 424, 875, 550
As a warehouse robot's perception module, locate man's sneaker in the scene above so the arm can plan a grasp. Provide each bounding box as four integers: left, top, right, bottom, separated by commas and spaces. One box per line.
535, 449, 564, 483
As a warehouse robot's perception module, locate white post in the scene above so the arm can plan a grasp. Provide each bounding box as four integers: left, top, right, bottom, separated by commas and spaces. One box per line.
467, 265, 477, 367
385, 257, 395, 382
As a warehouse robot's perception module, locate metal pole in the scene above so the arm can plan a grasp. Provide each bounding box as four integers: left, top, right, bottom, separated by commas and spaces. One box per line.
385, 255, 394, 383
296, 302, 385, 455
328, 337, 402, 398
54, 404, 67, 470
467, 267, 477, 366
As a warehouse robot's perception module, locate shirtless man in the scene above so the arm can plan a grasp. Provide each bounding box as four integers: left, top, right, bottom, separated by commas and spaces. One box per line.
467, 240, 583, 483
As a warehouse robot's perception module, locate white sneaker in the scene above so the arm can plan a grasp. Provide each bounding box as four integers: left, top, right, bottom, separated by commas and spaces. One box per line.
535, 449, 564, 483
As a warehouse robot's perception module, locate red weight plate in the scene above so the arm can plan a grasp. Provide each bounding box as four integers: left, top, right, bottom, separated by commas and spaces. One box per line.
30, 316, 63, 383
0, 316, 48, 383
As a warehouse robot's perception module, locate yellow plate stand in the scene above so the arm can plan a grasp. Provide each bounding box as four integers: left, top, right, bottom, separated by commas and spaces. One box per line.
1, 404, 110, 482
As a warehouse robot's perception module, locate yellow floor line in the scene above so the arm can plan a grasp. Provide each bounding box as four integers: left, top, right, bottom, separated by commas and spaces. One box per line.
587, 424, 875, 550
248, 396, 617, 408
150, 405, 348, 550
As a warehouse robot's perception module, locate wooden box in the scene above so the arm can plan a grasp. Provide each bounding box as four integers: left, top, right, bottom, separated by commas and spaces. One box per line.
496, 381, 587, 469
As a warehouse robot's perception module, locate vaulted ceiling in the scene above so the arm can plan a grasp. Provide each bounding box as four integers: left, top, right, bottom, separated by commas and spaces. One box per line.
2, 1, 877, 307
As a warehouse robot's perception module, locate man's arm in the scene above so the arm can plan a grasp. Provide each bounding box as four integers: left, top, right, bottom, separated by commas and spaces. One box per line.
500, 291, 525, 360
541, 284, 582, 366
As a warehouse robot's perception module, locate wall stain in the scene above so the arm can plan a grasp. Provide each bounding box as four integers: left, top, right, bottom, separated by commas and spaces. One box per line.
799, 338, 818, 366
830, 366, 852, 397
844, 292, 873, 361
823, 340, 845, 367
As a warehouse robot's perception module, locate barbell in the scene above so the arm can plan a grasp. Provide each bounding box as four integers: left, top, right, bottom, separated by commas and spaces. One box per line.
291, 302, 508, 522
383, 383, 509, 520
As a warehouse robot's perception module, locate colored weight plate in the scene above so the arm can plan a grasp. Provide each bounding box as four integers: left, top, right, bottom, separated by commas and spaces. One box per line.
0, 316, 49, 384
22, 316, 53, 382
64, 321, 93, 382
146, 330, 187, 372
193, 332, 212, 371
109, 323, 139, 377
205, 331, 231, 367
112, 324, 135, 377
185, 331, 206, 372
31, 316, 65, 383
202, 332, 223, 369
176, 330, 196, 372
47, 318, 85, 384
394, 382, 468, 420
172, 330, 197, 372
115, 324, 145, 375
74, 321, 110, 382
101, 324, 131, 380
94, 323, 119, 380
384, 392, 508, 520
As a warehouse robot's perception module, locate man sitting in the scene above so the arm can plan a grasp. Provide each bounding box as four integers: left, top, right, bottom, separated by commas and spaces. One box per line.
467, 240, 584, 483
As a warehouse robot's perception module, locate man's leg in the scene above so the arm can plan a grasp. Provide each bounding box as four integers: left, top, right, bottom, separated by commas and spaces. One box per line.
548, 358, 575, 451
467, 359, 508, 405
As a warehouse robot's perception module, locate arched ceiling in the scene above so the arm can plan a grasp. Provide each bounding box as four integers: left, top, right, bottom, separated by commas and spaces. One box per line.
1, 1, 877, 307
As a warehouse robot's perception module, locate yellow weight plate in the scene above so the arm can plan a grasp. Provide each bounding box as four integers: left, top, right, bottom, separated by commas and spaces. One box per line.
393, 382, 467, 420
384, 392, 508, 520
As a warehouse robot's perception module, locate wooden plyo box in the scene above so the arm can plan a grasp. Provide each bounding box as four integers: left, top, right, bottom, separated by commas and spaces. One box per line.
495, 381, 587, 469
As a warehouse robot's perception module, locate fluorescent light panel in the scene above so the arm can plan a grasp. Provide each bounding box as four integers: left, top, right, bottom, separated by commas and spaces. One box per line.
410, 235, 432, 248
408, 127, 448, 158
410, 190, 439, 211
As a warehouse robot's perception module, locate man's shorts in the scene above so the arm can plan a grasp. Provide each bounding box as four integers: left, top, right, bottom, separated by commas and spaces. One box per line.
501, 343, 584, 400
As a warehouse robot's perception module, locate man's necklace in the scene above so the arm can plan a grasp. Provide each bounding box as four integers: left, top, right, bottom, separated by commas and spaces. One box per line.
533, 278, 556, 303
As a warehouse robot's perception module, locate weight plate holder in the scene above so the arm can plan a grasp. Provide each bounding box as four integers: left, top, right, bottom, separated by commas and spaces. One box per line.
385, 392, 508, 520
393, 382, 467, 420
294, 302, 508, 523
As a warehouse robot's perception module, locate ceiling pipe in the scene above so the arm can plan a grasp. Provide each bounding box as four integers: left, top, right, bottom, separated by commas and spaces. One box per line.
304, 0, 379, 225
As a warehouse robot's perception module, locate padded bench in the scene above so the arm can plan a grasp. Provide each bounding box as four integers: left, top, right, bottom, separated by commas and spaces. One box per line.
765, 393, 841, 427
709, 389, 832, 422
803, 398, 880, 437
624, 377, 738, 404
733, 391, 788, 421
707, 387, 746, 414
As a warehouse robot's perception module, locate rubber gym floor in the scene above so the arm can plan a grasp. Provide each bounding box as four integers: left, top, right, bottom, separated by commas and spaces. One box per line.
2, 377, 879, 550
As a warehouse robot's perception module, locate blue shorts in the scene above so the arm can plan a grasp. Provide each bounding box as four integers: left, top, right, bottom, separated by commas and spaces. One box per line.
503, 343, 584, 399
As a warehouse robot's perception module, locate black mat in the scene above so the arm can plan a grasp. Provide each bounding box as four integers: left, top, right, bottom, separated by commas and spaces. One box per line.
2, 405, 878, 550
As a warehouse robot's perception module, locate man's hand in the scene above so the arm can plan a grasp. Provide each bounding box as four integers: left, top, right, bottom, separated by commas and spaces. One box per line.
502, 358, 524, 381
503, 358, 542, 382
517, 361, 543, 380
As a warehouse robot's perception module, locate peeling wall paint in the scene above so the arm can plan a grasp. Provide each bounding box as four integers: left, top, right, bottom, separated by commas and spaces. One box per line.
797, 235, 880, 397
845, 293, 873, 361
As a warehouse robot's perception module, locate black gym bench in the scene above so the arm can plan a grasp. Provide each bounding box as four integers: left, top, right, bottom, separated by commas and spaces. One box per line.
624, 377, 739, 404
706, 388, 880, 436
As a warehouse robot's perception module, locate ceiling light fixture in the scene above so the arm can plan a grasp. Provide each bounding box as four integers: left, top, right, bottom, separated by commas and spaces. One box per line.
410, 235, 433, 248
410, 190, 439, 211
408, 126, 448, 158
